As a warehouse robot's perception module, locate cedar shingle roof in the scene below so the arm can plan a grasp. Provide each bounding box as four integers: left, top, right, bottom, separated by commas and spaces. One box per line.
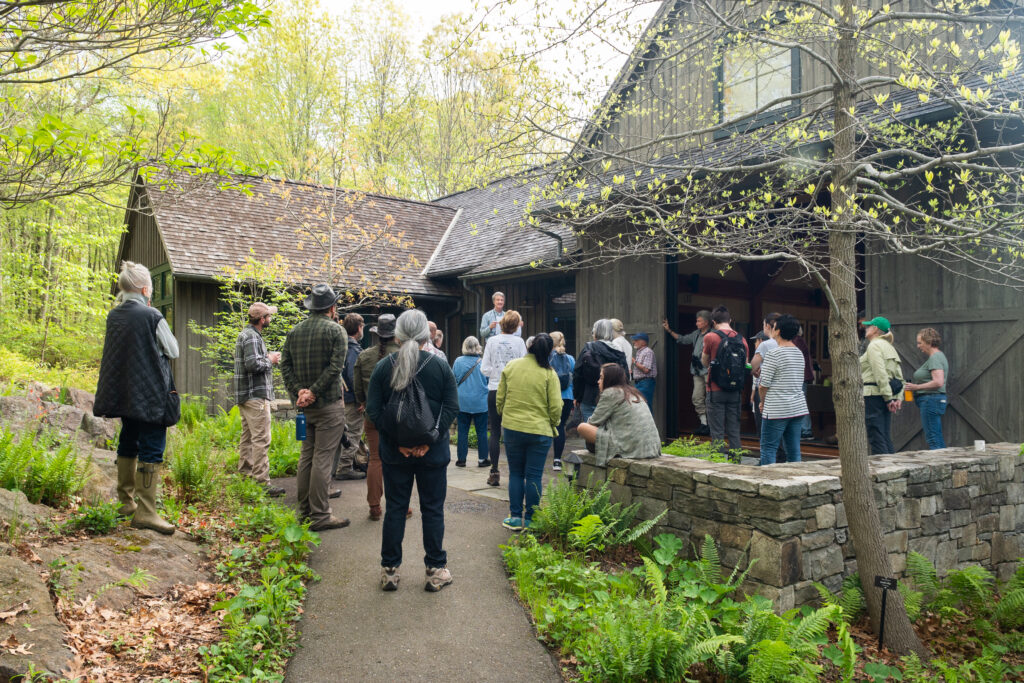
429, 170, 577, 278
140, 171, 459, 297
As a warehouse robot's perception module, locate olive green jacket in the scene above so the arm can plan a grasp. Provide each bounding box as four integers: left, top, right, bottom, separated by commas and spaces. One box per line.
860, 337, 902, 401
353, 340, 401, 405
496, 355, 562, 437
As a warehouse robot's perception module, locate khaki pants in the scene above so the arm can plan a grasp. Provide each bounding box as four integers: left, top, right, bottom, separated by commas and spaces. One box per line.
238, 399, 272, 485
297, 401, 346, 526
364, 417, 383, 510
692, 374, 707, 420
332, 401, 368, 475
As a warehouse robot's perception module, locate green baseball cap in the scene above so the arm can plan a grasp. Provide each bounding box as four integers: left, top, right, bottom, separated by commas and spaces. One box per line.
861, 316, 891, 333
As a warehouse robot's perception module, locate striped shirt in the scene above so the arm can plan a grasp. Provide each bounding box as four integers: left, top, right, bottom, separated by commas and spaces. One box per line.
759, 346, 809, 420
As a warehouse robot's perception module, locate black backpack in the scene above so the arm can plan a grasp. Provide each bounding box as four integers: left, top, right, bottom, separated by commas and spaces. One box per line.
709, 330, 747, 392
378, 355, 442, 447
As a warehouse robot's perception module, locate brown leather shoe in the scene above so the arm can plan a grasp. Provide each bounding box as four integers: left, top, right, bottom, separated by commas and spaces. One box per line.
369, 506, 382, 521
310, 516, 351, 531
487, 471, 500, 487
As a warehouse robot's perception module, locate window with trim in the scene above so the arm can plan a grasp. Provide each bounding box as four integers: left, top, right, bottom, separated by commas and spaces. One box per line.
150, 264, 174, 333
716, 40, 800, 134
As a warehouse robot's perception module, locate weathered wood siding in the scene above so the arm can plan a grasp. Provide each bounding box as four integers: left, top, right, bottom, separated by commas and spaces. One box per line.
866, 252, 1024, 448
121, 208, 168, 271
172, 278, 223, 404
577, 251, 668, 432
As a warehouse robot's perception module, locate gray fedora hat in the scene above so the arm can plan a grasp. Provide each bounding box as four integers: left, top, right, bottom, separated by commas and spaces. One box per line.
369, 313, 397, 339
304, 284, 338, 312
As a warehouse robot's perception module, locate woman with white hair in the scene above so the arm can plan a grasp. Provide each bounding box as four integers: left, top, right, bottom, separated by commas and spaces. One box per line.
93, 261, 180, 535
572, 319, 628, 422
366, 309, 459, 592
452, 336, 489, 467
609, 319, 633, 373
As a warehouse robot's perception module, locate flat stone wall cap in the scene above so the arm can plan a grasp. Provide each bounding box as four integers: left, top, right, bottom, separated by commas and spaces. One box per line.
794, 475, 842, 494
707, 473, 761, 493
759, 480, 809, 500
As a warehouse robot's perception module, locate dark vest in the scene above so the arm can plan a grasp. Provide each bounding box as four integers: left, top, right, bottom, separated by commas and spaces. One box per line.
93, 299, 180, 426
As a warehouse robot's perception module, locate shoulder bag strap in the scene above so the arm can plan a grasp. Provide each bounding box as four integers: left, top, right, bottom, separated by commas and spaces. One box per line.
458, 358, 482, 386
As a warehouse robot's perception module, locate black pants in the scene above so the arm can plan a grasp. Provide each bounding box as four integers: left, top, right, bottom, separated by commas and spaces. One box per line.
553, 399, 574, 461
381, 459, 447, 568
864, 395, 894, 455
487, 390, 502, 473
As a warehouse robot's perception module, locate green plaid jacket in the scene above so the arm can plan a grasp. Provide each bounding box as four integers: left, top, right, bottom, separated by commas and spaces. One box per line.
279, 313, 348, 409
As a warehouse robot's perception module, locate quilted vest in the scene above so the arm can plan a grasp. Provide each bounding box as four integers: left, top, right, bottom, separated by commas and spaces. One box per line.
93, 299, 180, 426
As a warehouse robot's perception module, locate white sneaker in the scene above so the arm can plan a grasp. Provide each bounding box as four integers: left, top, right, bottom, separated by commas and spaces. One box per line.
553, 460, 562, 471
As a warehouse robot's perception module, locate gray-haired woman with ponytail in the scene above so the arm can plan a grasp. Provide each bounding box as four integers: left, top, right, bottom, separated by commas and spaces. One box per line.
94, 261, 179, 536
366, 309, 459, 593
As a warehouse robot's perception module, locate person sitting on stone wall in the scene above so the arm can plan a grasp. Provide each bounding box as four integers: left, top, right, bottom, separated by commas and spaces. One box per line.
577, 363, 661, 466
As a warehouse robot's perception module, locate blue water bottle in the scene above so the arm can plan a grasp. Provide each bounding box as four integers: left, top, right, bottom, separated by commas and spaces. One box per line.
295, 410, 306, 441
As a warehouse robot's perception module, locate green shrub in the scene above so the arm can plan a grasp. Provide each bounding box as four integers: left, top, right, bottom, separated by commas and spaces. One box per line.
180, 398, 209, 429
269, 420, 301, 477
62, 500, 121, 535
662, 436, 747, 462
0, 427, 89, 506
168, 429, 220, 502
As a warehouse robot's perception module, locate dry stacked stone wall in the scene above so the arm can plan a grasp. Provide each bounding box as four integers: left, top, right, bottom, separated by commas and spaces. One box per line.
575, 444, 1024, 611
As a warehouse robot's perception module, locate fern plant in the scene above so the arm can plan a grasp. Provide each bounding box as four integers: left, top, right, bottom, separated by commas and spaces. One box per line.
814, 572, 866, 623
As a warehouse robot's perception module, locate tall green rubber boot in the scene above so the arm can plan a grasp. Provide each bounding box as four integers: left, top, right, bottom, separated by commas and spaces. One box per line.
116, 456, 137, 517
130, 463, 175, 535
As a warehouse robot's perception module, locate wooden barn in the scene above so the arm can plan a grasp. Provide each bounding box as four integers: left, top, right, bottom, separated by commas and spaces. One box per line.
117, 170, 461, 400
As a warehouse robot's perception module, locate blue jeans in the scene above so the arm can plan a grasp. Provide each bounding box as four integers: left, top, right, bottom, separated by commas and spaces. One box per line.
760, 416, 803, 465
381, 459, 447, 568
636, 378, 656, 411
504, 428, 552, 522
457, 411, 488, 463
800, 383, 813, 437
916, 394, 947, 449
118, 418, 166, 464
553, 400, 574, 461
581, 403, 596, 423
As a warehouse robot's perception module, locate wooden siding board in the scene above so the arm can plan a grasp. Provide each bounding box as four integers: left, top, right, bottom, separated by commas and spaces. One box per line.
122, 211, 168, 269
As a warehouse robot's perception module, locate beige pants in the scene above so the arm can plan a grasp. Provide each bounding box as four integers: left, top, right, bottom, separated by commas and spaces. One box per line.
692, 374, 707, 420
298, 401, 346, 526
238, 399, 272, 485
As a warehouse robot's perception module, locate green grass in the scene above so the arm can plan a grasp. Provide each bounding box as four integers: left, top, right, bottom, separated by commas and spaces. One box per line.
0, 426, 90, 506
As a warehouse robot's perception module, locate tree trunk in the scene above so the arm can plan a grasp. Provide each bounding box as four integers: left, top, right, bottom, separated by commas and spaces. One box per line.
830, 0, 927, 657
38, 208, 56, 363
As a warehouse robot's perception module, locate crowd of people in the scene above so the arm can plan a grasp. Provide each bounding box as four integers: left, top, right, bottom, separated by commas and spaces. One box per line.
665, 307, 950, 462
94, 263, 950, 592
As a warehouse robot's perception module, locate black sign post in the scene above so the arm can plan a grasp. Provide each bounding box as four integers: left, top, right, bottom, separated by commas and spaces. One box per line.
874, 576, 898, 651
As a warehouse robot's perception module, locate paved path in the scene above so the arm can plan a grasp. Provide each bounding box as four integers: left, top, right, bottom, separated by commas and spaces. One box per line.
281, 443, 578, 683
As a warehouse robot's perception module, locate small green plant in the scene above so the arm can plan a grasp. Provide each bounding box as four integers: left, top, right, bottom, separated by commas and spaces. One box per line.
95, 567, 155, 598
167, 427, 220, 502
814, 572, 866, 623
179, 397, 209, 428
268, 420, 301, 477
47, 557, 84, 603
62, 500, 121, 535
0, 426, 90, 506
662, 435, 748, 462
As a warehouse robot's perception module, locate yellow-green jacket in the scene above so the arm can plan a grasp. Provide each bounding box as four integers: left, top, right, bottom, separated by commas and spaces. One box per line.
860, 337, 902, 400
496, 355, 562, 437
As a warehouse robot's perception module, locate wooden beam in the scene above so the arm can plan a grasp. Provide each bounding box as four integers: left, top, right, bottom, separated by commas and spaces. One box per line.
948, 394, 1004, 443
947, 317, 1024, 395
888, 307, 1024, 326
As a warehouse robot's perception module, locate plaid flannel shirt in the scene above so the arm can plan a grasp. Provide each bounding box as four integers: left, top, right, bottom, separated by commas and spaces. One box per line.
234, 325, 274, 405
279, 313, 348, 409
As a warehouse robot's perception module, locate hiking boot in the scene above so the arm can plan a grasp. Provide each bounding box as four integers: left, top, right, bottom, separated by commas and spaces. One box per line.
552, 459, 562, 472
424, 566, 453, 592
329, 487, 341, 499
477, 459, 491, 468
381, 566, 400, 591
502, 517, 524, 532
368, 506, 382, 521
264, 484, 286, 497
694, 424, 710, 436
334, 469, 366, 481
130, 463, 175, 536
487, 471, 500, 487
115, 456, 137, 517
455, 460, 466, 468
310, 516, 350, 531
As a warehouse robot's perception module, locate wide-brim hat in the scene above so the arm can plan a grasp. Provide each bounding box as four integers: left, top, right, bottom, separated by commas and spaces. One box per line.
304, 284, 338, 311
369, 313, 397, 339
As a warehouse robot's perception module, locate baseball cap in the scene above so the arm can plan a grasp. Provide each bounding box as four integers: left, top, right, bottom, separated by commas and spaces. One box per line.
248, 303, 278, 318
861, 316, 891, 333
631, 332, 649, 343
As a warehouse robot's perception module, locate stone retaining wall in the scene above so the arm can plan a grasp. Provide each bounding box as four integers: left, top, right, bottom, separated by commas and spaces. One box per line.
575, 444, 1024, 611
